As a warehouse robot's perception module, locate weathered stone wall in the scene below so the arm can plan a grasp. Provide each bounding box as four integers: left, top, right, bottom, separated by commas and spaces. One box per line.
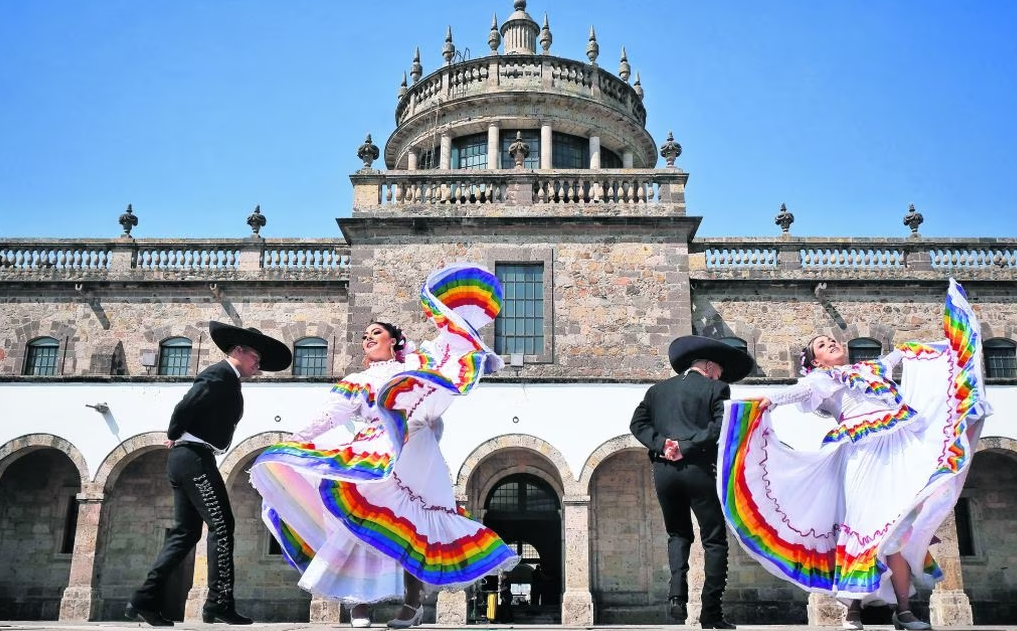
588, 449, 809, 625
229, 452, 311, 622
96, 450, 178, 620
958, 449, 1017, 624
0, 284, 350, 378
341, 221, 694, 380
0, 450, 79, 619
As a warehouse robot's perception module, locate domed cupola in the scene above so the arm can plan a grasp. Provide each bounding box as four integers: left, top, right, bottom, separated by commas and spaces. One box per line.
383, 0, 662, 174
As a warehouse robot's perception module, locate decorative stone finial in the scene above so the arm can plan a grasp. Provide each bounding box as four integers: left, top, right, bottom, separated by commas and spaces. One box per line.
903, 203, 924, 235
659, 130, 682, 167
618, 47, 631, 82
508, 131, 530, 168
488, 14, 501, 53
410, 47, 422, 83
633, 72, 643, 99
539, 14, 552, 54
774, 203, 795, 234
247, 205, 266, 236
586, 26, 599, 64
118, 203, 138, 237
398, 71, 407, 99
442, 26, 456, 64
514, 0, 526, 9
357, 134, 380, 168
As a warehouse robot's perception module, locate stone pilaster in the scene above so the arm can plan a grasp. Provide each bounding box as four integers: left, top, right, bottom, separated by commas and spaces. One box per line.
929, 511, 973, 626
487, 124, 500, 169
589, 136, 601, 169
807, 592, 843, 626
309, 596, 342, 623
58, 483, 104, 621
561, 493, 593, 626
540, 124, 552, 169
435, 589, 467, 625
439, 133, 452, 170
184, 531, 209, 620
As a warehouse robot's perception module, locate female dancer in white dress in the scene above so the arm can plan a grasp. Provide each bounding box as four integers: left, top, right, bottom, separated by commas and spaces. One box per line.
250, 265, 519, 628
719, 280, 990, 630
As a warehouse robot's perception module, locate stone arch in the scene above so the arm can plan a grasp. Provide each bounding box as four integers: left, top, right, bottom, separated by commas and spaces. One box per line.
577, 433, 643, 494
0, 433, 89, 484
221, 431, 290, 486
92, 432, 173, 493
5, 321, 80, 375
454, 433, 576, 497
974, 436, 1017, 460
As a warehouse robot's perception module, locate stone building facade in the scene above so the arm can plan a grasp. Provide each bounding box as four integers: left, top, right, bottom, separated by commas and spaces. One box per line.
2, 1, 1017, 626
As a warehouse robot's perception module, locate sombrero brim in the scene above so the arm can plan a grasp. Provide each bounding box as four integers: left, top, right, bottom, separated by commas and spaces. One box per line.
209, 321, 292, 372
668, 335, 755, 383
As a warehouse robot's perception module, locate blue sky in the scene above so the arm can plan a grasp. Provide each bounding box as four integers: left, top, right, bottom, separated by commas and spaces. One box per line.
2, 1, 1015, 240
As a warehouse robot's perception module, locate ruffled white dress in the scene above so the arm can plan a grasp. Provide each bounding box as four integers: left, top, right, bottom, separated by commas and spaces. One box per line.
719, 279, 991, 605
250, 265, 519, 603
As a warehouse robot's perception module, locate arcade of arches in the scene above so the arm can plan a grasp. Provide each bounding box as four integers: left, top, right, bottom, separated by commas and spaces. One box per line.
1, 435, 1016, 624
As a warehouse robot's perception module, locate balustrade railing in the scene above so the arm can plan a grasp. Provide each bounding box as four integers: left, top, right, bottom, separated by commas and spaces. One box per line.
0, 239, 351, 277
395, 55, 645, 127
0, 244, 112, 270
356, 169, 687, 209
694, 238, 1017, 274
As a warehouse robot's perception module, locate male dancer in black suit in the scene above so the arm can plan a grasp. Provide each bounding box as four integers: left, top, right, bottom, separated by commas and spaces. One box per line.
630, 336, 754, 629
126, 322, 291, 627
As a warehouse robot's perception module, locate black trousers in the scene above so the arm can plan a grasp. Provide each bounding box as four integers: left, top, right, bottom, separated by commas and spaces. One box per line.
652, 458, 729, 620
132, 443, 236, 612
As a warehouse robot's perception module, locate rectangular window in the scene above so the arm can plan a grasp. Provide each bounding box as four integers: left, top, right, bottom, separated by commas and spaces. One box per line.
60, 494, 79, 554
500, 131, 541, 170
985, 346, 1017, 378
495, 264, 544, 356
24, 344, 58, 375
954, 497, 975, 556
293, 345, 328, 376
267, 534, 282, 556
159, 347, 192, 376
452, 133, 488, 170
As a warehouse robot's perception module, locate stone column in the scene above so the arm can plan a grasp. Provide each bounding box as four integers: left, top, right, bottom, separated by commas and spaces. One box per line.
540, 124, 552, 169
309, 596, 342, 623
589, 136, 601, 169
407, 149, 419, 171
487, 123, 500, 169
58, 483, 104, 621
929, 511, 973, 626
561, 494, 593, 626
184, 530, 209, 620
436, 590, 468, 625
622, 150, 634, 168
439, 133, 452, 170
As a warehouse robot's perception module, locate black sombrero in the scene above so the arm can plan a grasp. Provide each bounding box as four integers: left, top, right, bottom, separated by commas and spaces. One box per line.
209, 321, 292, 372
668, 335, 755, 383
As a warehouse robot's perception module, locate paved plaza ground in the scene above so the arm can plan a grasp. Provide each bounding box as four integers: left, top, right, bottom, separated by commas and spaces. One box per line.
1, 624, 1016, 631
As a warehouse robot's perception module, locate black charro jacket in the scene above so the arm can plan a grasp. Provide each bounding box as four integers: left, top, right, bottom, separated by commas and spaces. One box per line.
166, 359, 244, 451
630, 370, 730, 464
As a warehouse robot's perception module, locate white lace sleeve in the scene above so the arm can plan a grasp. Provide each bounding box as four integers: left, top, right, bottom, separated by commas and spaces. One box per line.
769, 381, 816, 406
291, 394, 361, 442
770, 371, 842, 413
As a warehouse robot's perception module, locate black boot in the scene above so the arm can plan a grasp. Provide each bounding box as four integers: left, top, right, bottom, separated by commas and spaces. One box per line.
668, 597, 687, 624
125, 603, 174, 627
201, 605, 253, 625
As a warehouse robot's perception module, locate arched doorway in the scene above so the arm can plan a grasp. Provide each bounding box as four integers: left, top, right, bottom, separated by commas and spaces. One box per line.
482, 473, 561, 624
0, 448, 81, 619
